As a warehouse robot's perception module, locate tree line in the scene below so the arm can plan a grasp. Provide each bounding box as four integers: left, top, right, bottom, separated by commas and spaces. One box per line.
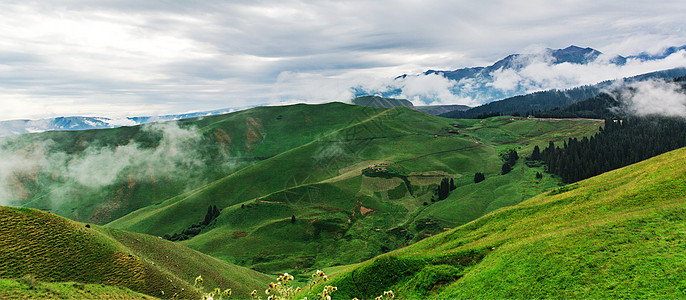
537, 117, 686, 183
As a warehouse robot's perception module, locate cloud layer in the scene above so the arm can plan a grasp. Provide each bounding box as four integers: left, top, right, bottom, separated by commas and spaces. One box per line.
1, 1, 686, 120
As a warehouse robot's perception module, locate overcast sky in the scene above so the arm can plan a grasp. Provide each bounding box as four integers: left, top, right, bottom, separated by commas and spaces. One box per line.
1, 0, 686, 121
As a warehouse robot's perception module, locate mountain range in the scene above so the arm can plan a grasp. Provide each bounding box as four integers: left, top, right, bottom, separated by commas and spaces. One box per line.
358, 44, 686, 105
0, 107, 241, 137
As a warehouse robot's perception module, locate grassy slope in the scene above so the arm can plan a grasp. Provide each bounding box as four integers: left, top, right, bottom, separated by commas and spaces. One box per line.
5, 102, 382, 225
305, 146, 686, 299
0, 278, 154, 299
0, 206, 270, 299
107, 108, 600, 274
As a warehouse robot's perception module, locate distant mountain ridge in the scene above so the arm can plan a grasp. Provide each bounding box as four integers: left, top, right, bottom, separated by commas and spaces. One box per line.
357, 44, 686, 106
413, 45, 621, 81
440, 67, 686, 119
352, 95, 415, 108
0, 107, 242, 136
351, 95, 470, 116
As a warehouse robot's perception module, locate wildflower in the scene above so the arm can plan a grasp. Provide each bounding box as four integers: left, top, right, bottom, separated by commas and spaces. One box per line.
265, 289, 270, 295
251, 290, 258, 297
384, 290, 395, 299
322, 275, 328, 281
295, 287, 302, 293
195, 275, 204, 286
223, 289, 232, 297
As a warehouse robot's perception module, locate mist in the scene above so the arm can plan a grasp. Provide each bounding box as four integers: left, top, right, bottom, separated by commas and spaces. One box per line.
0, 122, 217, 209
614, 79, 686, 117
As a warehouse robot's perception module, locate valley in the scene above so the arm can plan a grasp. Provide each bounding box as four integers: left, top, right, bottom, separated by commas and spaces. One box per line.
3, 103, 602, 278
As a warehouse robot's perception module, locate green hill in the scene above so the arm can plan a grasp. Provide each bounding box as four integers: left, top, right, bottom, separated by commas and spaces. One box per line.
2, 102, 603, 276
0, 206, 270, 299
105, 106, 601, 274
1, 102, 387, 225
302, 146, 686, 299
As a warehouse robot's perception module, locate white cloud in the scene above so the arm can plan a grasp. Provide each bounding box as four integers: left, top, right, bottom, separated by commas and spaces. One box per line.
1, 0, 686, 120
617, 79, 686, 117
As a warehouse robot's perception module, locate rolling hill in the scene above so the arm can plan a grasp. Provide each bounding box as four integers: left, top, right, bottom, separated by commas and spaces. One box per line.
302, 146, 686, 299
0, 206, 270, 299
2, 102, 604, 276
102, 105, 601, 274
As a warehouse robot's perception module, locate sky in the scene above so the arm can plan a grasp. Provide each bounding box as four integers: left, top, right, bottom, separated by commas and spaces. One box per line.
1, 0, 686, 121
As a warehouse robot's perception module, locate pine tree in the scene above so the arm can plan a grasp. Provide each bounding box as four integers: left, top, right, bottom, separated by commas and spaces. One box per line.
501, 163, 512, 175
531, 145, 541, 160
474, 172, 485, 183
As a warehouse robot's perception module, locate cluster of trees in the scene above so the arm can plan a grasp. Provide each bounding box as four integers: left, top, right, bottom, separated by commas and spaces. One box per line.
474, 172, 486, 183
165, 205, 221, 241
435, 178, 456, 201
538, 117, 686, 183
501, 149, 519, 175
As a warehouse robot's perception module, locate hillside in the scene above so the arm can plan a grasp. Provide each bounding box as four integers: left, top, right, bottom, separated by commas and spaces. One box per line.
103, 105, 602, 275
0, 206, 270, 299
441, 67, 686, 119
0, 278, 154, 299
351, 95, 469, 116
352, 95, 414, 108
1, 102, 385, 225
303, 146, 686, 299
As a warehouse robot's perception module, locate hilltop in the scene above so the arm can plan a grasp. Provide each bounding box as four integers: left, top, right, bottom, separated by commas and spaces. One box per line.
303, 146, 686, 299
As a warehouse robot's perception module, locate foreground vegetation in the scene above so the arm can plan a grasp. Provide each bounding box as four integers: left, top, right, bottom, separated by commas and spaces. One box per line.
0, 278, 153, 299
0, 206, 270, 298
302, 146, 686, 298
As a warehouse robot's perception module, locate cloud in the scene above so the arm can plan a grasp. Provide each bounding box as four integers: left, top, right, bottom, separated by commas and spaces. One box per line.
1, 1, 686, 120
615, 79, 686, 117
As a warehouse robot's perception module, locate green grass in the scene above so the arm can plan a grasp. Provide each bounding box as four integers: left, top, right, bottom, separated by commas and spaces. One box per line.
2, 102, 603, 276
0, 278, 154, 299
105, 108, 600, 274
302, 146, 686, 299
0, 206, 270, 299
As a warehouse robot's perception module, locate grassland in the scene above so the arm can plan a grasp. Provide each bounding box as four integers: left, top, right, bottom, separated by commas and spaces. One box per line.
0, 206, 270, 299
302, 146, 686, 299
2, 102, 602, 276
0, 278, 154, 299
104, 108, 601, 275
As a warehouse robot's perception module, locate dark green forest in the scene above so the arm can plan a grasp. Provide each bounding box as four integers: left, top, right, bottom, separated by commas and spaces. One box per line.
536, 117, 686, 183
